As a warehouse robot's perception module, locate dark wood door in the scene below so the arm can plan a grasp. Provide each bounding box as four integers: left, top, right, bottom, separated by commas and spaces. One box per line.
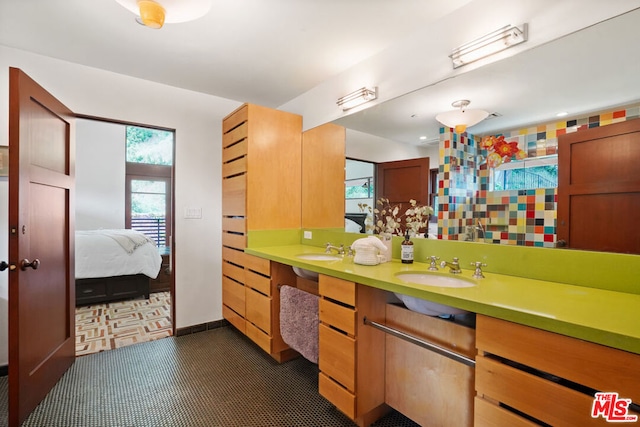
557, 118, 640, 254
376, 157, 430, 207
8, 68, 76, 426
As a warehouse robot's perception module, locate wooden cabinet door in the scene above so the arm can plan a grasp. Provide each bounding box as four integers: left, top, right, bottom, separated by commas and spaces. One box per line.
557, 119, 640, 254
376, 157, 430, 207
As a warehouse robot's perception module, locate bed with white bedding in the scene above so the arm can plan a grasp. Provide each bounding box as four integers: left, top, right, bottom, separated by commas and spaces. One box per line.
75, 229, 162, 306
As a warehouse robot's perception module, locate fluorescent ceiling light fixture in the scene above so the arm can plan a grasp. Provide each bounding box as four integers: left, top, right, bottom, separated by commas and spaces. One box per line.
450, 24, 528, 69
556, 111, 569, 117
337, 87, 378, 111
435, 100, 489, 134
115, 0, 212, 29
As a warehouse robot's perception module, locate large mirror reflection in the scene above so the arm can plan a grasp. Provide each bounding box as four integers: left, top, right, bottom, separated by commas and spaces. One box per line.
334, 9, 640, 254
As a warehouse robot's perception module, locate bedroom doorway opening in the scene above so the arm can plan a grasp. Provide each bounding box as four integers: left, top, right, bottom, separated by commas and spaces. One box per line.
75, 119, 175, 357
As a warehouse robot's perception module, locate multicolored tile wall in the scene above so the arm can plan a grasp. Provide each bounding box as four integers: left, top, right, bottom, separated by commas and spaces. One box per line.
438, 103, 640, 246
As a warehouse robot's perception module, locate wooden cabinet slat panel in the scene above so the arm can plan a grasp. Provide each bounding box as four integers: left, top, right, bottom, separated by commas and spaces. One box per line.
222, 105, 248, 135
244, 254, 270, 276
474, 397, 538, 427
319, 324, 355, 391
222, 246, 245, 267
222, 156, 247, 178
319, 298, 356, 336
245, 288, 272, 334
222, 137, 247, 162
222, 261, 244, 284
476, 356, 605, 426
222, 217, 245, 233
223, 304, 246, 334
222, 276, 245, 316
245, 321, 271, 354
223, 124, 248, 150
245, 269, 271, 296
222, 232, 246, 250
222, 175, 246, 216
319, 372, 356, 419
476, 315, 640, 402
319, 275, 356, 306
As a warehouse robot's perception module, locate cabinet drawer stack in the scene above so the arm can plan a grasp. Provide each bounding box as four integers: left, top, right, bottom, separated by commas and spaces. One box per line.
318, 275, 387, 426
221, 103, 302, 361
475, 315, 640, 426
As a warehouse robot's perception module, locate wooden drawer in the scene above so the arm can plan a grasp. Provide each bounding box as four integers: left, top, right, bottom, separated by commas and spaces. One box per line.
222, 156, 246, 178
222, 261, 244, 284
222, 104, 248, 134
319, 298, 355, 336
474, 397, 538, 427
245, 269, 271, 296
222, 246, 245, 267
222, 232, 246, 250
319, 372, 355, 419
222, 216, 245, 234
222, 175, 246, 216
245, 288, 272, 334
319, 324, 355, 391
76, 280, 108, 302
244, 254, 270, 276
222, 276, 245, 316
476, 315, 640, 402
246, 321, 271, 354
223, 304, 246, 334
223, 137, 247, 162
319, 275, 356, 306
476, 356, 609, 426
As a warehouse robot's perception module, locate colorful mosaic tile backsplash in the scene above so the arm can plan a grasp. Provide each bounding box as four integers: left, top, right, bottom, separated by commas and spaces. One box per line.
437, 103, 640, 247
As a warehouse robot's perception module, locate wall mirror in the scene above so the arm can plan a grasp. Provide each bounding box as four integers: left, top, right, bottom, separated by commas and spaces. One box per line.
331, 9, 640, 253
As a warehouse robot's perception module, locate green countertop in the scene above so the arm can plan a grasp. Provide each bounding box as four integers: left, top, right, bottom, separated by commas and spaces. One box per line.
245, 244, 640, 355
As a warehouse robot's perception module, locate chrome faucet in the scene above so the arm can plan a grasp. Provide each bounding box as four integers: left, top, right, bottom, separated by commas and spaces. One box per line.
440, 257, 461, 274
325, 243, 345, 255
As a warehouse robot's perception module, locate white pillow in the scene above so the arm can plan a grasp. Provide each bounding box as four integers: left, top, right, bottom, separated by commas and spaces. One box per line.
345, 218, 362, 233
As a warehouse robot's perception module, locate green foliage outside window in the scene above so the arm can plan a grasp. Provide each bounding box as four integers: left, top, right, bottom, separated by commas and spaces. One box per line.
126, 126, 173, 165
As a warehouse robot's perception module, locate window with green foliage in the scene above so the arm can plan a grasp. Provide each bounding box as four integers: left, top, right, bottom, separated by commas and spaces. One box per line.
492, 155, 558, 191
125, 126, 173, 247
345, 178, 374, 199
126, 126, 173, 166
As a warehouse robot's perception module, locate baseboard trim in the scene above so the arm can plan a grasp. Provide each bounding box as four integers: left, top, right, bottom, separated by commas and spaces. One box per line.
175, 319, 229, 337
0, 364, 7, 377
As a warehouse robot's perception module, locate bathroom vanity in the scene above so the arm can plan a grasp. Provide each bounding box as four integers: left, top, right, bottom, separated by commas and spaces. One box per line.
243, 243, 640, 427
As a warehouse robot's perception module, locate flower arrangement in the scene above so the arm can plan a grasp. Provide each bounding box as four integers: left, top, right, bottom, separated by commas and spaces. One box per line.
373, 198, 433, 236
480, 135, 527, 168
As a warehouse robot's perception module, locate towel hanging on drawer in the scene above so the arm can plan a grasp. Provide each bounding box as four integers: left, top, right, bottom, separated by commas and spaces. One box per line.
279, 285, 319, 364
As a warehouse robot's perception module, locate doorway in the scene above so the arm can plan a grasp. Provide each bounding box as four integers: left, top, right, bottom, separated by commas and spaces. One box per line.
74, 119, 175, 356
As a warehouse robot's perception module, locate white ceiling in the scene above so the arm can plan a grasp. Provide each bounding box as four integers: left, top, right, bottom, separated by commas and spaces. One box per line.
0, 0, 471, 107
1, 1, 640, 144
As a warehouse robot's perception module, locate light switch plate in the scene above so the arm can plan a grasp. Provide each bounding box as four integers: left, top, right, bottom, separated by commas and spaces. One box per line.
184, 207, 202, 219
303, 230, 312, 239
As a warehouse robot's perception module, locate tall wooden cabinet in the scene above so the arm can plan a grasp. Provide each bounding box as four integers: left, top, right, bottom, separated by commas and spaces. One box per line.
221, 103, 302, 361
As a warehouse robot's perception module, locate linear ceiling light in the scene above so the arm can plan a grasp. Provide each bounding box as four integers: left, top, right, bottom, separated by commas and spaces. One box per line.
450, 24, 528, 69
337, 87, 378, 111
115, 0, 212, 29
435, 100, 489, 134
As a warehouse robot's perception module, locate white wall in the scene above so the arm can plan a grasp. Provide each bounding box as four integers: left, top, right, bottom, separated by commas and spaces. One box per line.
0, 45, 242, 366
76, 119, 126, 230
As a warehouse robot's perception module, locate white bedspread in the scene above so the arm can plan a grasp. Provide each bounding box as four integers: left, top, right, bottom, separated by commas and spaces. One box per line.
75, 229, 162, 279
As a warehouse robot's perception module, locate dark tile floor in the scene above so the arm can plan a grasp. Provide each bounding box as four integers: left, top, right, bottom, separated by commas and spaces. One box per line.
1, 326, 420, 426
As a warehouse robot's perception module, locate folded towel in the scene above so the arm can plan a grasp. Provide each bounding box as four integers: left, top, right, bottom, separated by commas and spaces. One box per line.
279, 285, 319, 364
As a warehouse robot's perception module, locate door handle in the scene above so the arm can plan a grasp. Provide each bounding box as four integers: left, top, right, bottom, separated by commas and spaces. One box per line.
20, 259, 41, 271
1, 261, 17, 271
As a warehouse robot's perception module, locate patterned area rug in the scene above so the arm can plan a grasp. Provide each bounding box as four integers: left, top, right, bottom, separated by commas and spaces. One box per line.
75, 291, 172, 356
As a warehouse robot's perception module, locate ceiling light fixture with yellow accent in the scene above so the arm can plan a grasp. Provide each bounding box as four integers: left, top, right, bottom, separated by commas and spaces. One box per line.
115, 0, 212, 29
435, 100, 489, 134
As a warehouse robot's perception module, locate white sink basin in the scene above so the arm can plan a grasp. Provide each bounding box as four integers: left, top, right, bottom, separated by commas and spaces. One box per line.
296, 253, 342, 261
395, 272, 476, 288
394, 293, 469, 316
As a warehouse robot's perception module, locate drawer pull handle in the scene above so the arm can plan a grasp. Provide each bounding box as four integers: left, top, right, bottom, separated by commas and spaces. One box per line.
363, 316, 475, 367
82, 289, 94, 294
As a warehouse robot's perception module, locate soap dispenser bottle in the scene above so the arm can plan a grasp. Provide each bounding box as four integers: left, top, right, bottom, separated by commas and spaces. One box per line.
401, 231, 414, 264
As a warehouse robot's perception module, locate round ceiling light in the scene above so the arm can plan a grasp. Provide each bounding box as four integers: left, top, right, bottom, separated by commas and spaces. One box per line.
114, 0, 212, 28
435, 100, 489, 134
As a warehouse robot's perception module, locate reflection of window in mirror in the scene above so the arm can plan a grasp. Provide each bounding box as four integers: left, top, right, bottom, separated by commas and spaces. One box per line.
428, 168, 438, 223
491, 155, 558, 191
345, 159, 375, 233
